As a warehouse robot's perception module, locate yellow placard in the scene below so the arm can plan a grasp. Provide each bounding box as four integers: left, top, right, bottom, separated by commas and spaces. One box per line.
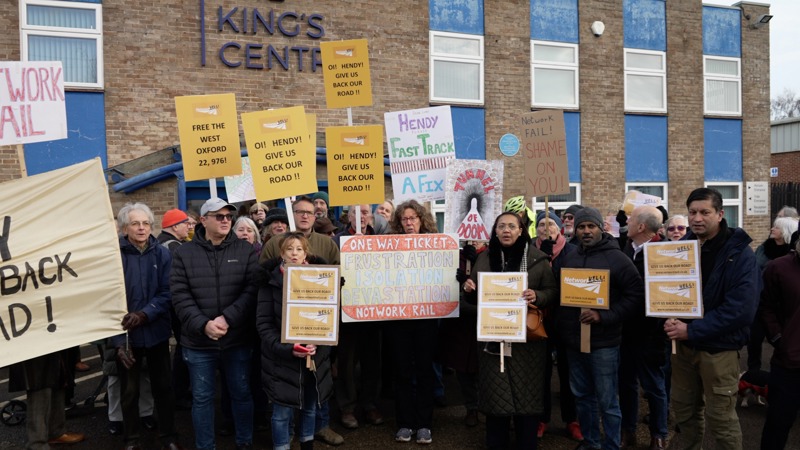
622, 190, 662, 215
477, 306, 527, 342
325, 125, 385, 206
282, 265, 340, 345
285, 265, 339, 303
645, 280, 703, 319
560, 268, 611, 309
175, 93, 242, 181
282, 304, 338, 344
321, 39, 373, 109
644, 241, 699, 278
242, 106, 317, 201
478, 273, 526, 304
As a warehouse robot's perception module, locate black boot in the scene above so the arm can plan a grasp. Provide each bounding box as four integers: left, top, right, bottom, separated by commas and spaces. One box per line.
301, 440, 314, 450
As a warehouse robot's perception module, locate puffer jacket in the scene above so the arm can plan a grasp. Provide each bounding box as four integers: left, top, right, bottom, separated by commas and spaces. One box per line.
256, 257, 333, 408
759, 251, 800, 370
171, 223, 258, 350
112, 235, 172, 349
556, 233, 643, 352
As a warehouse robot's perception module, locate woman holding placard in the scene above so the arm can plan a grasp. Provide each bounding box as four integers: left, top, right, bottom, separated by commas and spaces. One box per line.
462, 211, 558, 449
256, 232, 333, 450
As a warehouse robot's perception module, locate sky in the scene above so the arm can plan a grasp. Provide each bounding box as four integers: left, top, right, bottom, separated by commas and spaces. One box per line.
704, 0, 800, 98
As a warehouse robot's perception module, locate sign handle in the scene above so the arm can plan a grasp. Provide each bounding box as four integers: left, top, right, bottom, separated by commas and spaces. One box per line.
347, 107, 353, 127
16, 144, 27, 178
500, 342, 505, 373
670, 317, 678, 354
580, 308, 591, 353
209, 178, 218, 199
286, 197, 296, 231
355, 208, 362, 235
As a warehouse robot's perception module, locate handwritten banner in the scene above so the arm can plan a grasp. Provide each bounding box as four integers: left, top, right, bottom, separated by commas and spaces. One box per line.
445, 160, 504, 241
477, 273, 527, 342
0, 159, 127, 368
0, 61, 67, 145
325, 125, 385, 206
321, 39, 373, 109
175, 93, 242, 181
560, 268, 611, 310
643, 241, 703, 319
282, 265, 340, 345
385, 105, 456, 203
242, 106, 317, 201
340, 234, 460, 322
521, 110, 570, 198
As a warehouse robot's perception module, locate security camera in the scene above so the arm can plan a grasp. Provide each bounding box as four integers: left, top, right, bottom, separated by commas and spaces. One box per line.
591, 21, 605, 37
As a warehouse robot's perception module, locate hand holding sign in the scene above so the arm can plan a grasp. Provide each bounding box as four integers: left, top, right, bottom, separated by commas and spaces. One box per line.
121, 312, 148, 330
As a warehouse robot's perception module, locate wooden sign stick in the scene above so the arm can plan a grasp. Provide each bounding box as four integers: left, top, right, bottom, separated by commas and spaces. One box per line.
500, 343, 505, 373
16, 144, 27, 178
580, 308, 591, 353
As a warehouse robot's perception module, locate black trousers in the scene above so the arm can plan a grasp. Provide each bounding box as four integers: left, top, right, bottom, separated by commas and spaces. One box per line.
761, 364, 800, 450
387, 319, 438, 430
486, 414, 539, 450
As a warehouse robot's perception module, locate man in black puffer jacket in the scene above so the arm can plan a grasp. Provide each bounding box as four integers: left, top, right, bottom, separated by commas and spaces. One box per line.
171, 198, 259, 450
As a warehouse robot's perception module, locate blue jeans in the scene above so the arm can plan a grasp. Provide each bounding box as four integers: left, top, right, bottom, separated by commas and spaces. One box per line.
183, 346, 254, 449
619, 343, 668, 438
272, 389, 318, 450
568, 346, 622, 450
315, 400, 329, 431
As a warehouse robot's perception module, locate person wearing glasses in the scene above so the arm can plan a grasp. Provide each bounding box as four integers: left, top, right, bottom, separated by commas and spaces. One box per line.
664, 215, 688, 241
171, 197, 259, 450
561, 204, 585, 245
462, 211, 558, 450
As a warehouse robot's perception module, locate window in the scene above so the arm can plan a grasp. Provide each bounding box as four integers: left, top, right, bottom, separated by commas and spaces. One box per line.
704, 56, 741, 116
532, 183, 581, 216
430, 199, 446, 233
624, 49, 666, 113
531, 41, 579, 109
20, 0, 103, 89
624, 182, 668, 205
430, 31, 484, 105
705, 182, 742, 228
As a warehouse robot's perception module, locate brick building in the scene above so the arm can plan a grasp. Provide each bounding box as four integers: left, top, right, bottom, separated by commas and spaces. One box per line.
0, 0, 772, 235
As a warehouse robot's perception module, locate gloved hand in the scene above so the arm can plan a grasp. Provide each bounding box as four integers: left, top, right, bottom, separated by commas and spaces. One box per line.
540, 239, 554, 257
340, 277, 346, 287
616, 210, 628, 228
461, 244, 477, 265
116, 347, 136, 369
121, 312, 147, 331
456, 268, 469, 284
656, 206, 669, 223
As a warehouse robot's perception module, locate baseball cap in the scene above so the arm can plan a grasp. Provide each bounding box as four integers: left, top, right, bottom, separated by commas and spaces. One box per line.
200, 198, 236, 216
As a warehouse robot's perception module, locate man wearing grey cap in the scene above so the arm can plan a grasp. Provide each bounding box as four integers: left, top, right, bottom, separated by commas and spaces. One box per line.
556, 207, 643, 450
171, 197, 259, 450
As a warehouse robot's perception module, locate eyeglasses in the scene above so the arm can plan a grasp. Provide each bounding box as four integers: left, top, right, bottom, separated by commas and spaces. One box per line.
294, 210, 314, 217
208, 214, 233, 222
496, 224, 519, 231
401, 216, 419, 223
563, 215, 574, 220
667, 225, 687, 232
130, 221, 151, 228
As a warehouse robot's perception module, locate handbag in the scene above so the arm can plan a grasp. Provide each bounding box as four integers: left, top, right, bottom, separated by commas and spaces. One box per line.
526, 307, 548, 341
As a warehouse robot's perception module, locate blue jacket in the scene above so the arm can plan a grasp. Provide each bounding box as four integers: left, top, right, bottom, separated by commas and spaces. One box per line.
113, 235, 173, 349
683, 226, 759, 352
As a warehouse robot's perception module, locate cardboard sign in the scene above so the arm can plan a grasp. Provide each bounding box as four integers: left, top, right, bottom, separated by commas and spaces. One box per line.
385, 106, 456, 203
445, 160, 504, 241
644, 241, 700, 278
340, 234, 460, 322
321, 39, 373, 109
242, 106, 317, 201
325, 125, 385, 206
521, 110, 570, 197
560, 268, 611, 309
175, 93, 242, 181
282, 265, 340, 345
0, 159, 127, 368
0, 61, 67, 145
643, 240, 703, 319
645, 280, 703, 318
477, 273, 527, 342
622, 190, 662, 215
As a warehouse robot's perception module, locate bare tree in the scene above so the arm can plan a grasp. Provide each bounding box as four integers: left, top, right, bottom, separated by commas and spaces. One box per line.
771, 88, 800, 120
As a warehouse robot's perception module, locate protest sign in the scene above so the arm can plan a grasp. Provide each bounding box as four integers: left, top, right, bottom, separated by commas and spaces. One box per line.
445, 160, 504, 241
321, 39, 373, 109
223, 157, 256, 203
622, 190, 662, 215
0, 159, 126, 368
643, 240, 703, 319
0, 61, 67, 145
325, 125, 385, 206
242, 106, 317, 201
560, 268, 611, 309
175, 93, 242, 181
521, 110, 570, 198
385, 106, 455, 203
340, 234, 460, 322
476, 273, 527, 342
282, 265, 340, 345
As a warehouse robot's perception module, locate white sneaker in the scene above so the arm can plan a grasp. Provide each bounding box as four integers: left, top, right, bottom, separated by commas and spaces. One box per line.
395, 428, 413, 443
416, 428, 432, 444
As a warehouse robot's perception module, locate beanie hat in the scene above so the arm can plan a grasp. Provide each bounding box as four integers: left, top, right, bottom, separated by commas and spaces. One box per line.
312, 191, 329, 207
564, 204, 584, 217
536, 210, 563, 229
249, 202, 268, 214
573, 207, 604, 229
314, 217, 338, 235
161, 209, 188, 228
264, 208, 289, 226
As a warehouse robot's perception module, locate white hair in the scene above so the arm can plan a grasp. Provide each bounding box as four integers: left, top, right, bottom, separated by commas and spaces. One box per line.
234, 216, 261, 243
117, 203, 155, 229
773, 217, 799, 244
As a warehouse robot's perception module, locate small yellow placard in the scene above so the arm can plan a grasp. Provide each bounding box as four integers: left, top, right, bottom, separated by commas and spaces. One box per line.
284, 305, 338, 343
478, 273, 526, 304
644, 241, 700, 278
325, 125, 385, 206
175, 93, 242, 181
242, 106, 317, 201
645, 280, 703, 319
560, 268, 611, 310
477, 306, 526, 342
321, 39, 373, 109
285, 266, 339, 303
282, 265, 340, 345
622, 190, 662, 215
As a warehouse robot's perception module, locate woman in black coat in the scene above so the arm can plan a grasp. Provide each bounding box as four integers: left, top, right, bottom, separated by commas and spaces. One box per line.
256, 232, 333, 450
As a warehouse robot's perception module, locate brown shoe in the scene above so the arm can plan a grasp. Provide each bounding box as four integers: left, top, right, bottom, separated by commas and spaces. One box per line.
314, 426, 344, 446
340, 412, 359, 429
464, 410, 479, 427
48, 433, 85, 445
74, 362, 90, 372
649, 436, 666, 450
365, 408, 385, 425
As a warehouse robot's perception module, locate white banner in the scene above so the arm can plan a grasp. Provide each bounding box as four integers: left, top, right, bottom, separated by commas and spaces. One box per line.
0, 61, 67, 145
